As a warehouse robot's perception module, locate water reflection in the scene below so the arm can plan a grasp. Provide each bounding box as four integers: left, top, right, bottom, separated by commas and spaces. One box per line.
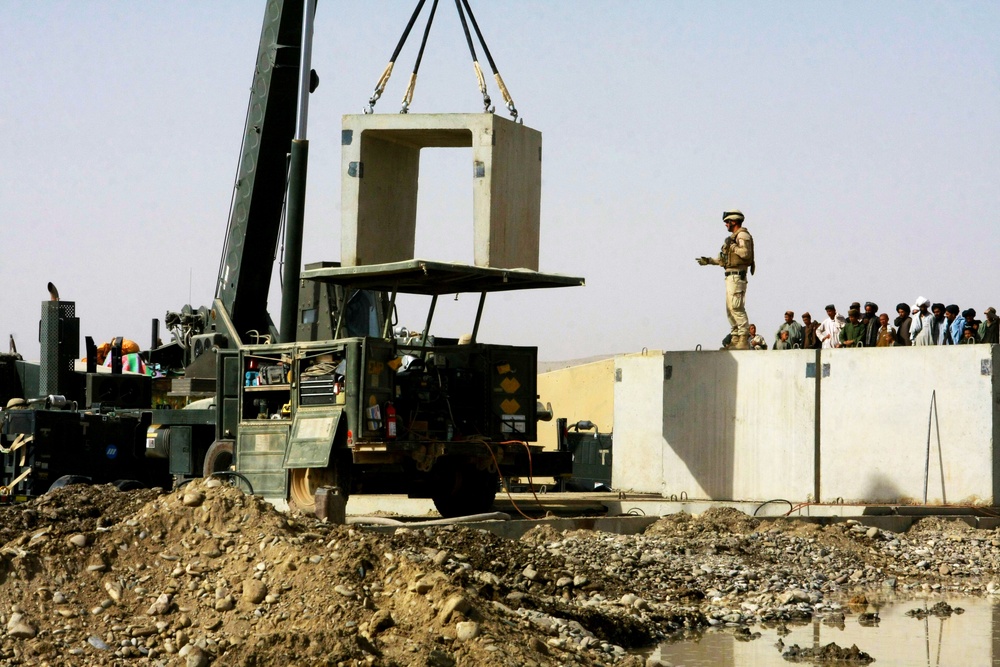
648, 597, 1000, 666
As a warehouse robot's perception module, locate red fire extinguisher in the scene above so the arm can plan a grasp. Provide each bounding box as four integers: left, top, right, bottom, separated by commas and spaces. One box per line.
385, 401, 398, 440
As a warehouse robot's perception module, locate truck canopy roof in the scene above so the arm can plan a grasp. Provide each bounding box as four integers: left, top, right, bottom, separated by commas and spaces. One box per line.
301, 259, 584, 296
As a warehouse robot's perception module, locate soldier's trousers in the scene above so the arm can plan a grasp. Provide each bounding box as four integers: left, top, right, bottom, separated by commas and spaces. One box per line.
726, 273, 748, 336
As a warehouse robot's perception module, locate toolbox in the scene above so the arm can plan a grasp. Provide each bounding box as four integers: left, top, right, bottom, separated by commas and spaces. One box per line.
300, 374, 336, 405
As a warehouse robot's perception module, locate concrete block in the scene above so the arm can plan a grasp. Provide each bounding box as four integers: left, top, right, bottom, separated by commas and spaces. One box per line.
341, 113, 541, 270
614, 350, 816, 502
609, 345, 1000, 506
819, 346, 998, 505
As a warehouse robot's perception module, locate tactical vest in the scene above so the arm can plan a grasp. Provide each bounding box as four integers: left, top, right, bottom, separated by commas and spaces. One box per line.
721, 228, 754, 270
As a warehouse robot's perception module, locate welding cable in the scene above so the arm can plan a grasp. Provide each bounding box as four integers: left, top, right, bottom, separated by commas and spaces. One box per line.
245, 330, 273, 345
459, 0, 518, 119
976, 507, 1000, 518
400, 0, 439, 113
478, 439, 546, 520
753, 499, 793, 516
211, 471, 254, 495
349, 511, 510, 527
481, 440, 533, 520
366, 0, 428, 113
497, 438, 549, 518
784, 501, 814, 516
301, 362, 338, 377
513, 439, 546, 510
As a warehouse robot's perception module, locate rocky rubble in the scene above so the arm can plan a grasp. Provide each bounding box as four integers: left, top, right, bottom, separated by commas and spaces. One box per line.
780, 641, 874, 664
0, 487, 996, 665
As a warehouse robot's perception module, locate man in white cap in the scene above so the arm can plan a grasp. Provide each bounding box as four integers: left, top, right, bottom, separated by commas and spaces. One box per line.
696, 209, 755, 349
909, 297, 932, 344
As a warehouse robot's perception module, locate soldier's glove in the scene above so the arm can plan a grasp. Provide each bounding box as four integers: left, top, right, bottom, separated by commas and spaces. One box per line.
696, 257, 710, 266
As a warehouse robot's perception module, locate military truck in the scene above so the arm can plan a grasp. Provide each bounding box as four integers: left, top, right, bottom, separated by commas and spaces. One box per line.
202, 260, 579, 515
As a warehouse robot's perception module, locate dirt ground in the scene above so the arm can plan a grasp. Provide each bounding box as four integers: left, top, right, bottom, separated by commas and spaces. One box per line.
0, 485, 994, 666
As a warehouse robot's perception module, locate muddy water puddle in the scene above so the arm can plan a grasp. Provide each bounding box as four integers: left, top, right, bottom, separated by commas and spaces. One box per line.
646, 597, 1000, 666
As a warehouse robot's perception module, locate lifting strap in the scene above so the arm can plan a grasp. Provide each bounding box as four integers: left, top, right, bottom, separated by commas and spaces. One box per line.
456, 0, 518, 120
364, 0, 519, 119
0, 467, 32, 498
0, 433, 28, 456
401, 0, 440, 114
453, 0, 490, 112
366, 0, 429, 113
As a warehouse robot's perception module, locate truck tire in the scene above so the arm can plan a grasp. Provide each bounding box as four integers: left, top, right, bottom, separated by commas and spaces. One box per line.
48, 475, 93, 492
288, 450, 352, 513
431, 457, 498, 518
203, 440, 235, 477
113, 479, 145, 491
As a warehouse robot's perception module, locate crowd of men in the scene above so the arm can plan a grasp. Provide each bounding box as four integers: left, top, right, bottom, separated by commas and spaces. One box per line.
745, 298, 1000, 349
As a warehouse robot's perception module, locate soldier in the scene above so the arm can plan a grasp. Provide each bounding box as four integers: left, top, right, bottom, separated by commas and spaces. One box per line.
697, 209, 755, 349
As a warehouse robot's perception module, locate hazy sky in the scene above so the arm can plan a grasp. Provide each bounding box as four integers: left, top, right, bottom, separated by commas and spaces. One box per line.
3, 1, 998, 362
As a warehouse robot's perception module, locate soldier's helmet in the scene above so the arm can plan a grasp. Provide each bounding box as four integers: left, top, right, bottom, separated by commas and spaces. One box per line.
723, 209, 744, 223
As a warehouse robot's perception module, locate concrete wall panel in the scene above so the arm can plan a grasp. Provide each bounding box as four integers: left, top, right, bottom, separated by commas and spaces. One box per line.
347, 135, 420, 265
613, 353, 666, 493
609, 345, 998, 505
483, 118, 540, 269
654, 350, 816, 501
819, 346, 998, 504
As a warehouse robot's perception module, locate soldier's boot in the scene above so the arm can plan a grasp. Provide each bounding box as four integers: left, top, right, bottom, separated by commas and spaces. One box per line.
730, 334, 751, 350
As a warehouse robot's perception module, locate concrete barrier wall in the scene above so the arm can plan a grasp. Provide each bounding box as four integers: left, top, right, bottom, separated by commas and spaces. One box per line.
613, 353, 667, 493
610, 346, 1000, 505
820, 345, 999, 504
616, 350, 816, 501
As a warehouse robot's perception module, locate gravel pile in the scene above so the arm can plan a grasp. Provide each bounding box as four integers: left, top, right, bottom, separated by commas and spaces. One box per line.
0, 487, 995, 666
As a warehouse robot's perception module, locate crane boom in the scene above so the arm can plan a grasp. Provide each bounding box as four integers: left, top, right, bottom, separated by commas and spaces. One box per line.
215, 0, 304, 345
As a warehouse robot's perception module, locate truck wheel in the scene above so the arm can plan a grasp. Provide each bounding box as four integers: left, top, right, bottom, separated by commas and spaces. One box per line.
288, 451, 352, 513
431, 458, 498, 518
289, 468, 334, 511
113, 479, 144, 491
48, 475, 92, 492
203, 440, 235, 477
